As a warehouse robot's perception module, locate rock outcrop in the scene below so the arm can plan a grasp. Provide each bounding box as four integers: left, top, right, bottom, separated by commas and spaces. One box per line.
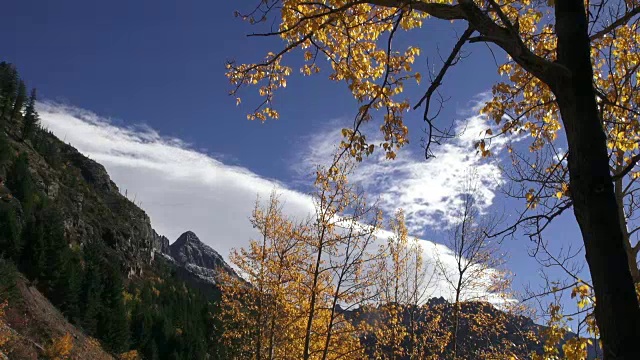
152, 230, 170, 256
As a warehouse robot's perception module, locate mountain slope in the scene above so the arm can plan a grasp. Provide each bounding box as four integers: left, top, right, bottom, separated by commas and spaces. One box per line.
0, 62, 229, 359
0, 261, 113, 360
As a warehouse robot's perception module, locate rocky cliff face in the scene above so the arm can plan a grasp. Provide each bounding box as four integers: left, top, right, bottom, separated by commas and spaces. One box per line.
3, 123, 156, 278
152, 230, 170, 256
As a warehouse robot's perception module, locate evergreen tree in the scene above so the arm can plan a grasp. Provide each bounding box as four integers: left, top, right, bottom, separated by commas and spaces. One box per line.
130, 301, 154, 352
0, 131, 12, 169
11, 80, 26, 121
99, 264, 130, 353
0, 63, 18, 119
41, 203, 71, 302
80, 242, 104, 336
0, 203, 22, 261
58, 250, 82, 323
0, 259, 19, 303
37, 136, 60, 169
6, 153, 35, 215
22, 88, 39, 141
147, 339, 159, 360
20, 215, 46, 280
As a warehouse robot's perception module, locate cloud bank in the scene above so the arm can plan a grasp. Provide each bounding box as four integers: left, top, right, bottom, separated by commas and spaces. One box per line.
37, 101, 507, 303
295, 104, 508, 236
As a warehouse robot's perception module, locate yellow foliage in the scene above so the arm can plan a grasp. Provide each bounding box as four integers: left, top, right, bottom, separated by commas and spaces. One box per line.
119, 350, 141, 360
0, 301, 11, 349
43, 333, 73, 360
532, 282, 599, 360
219, 158, 376, 359
228, 1, 431, 160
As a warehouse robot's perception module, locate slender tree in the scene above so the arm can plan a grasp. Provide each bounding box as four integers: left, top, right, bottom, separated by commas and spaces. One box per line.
220, 159, 376, 360
219, 192, 308, 359
11, 81, 26, 122
99, 264, 130, 354
22, 89, 39, 141
435, 171, 505, 359
371, 209, 439, 360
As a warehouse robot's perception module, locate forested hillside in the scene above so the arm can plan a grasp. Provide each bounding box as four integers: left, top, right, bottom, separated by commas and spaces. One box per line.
0, 63, 224, 360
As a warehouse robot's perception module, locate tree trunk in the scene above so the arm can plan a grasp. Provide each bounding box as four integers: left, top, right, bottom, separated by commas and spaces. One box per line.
554, 1, 640, 358
613, 164, 640, 283
452, 285, 461, 360
303, 237, 325, 360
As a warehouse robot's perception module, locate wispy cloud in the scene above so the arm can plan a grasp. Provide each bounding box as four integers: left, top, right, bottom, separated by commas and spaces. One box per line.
37, 101, 508, 303
295, 101, 509, 236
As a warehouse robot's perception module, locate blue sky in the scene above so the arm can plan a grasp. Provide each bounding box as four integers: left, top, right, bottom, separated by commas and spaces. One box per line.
2, 0, 587, 318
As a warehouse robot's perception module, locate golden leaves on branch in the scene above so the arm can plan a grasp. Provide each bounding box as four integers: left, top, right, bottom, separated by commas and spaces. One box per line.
228, 1, 427, 160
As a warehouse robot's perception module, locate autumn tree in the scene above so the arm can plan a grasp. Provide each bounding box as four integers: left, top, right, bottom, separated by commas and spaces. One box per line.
219, 192, 312, 359
227, 1, 640, 356
434, 170, 506, 359
43, 333, 73, 360
528, 279, 599, 360
220, 157, 380, 360
299, 157, 382, 360
369, 209, 442, 359
0, 300, 10, 351
313, 160, 382, 360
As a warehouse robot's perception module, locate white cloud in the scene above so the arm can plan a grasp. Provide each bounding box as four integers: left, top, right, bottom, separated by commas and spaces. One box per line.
296, 107, 509, 236
37, 101, 507, 303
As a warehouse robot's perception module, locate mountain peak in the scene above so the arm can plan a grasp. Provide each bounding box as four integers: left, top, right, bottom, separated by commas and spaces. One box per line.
174, 230, 201, 246
168, 231, 237, 283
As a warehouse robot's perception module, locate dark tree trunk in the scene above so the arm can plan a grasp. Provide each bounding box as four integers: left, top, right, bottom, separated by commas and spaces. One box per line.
554, 1, 640, 358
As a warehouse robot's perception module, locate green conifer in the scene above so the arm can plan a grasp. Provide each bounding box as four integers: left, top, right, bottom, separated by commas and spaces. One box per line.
11, 80, 26, 121
0, 204, 22, 261
99, 264, 130, 353
22, 89, 39, 141
0, 64, 18, 118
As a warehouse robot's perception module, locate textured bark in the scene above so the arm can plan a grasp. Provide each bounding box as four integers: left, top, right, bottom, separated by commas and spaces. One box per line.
553, 1, 640, 358
614, 170, 640, 283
